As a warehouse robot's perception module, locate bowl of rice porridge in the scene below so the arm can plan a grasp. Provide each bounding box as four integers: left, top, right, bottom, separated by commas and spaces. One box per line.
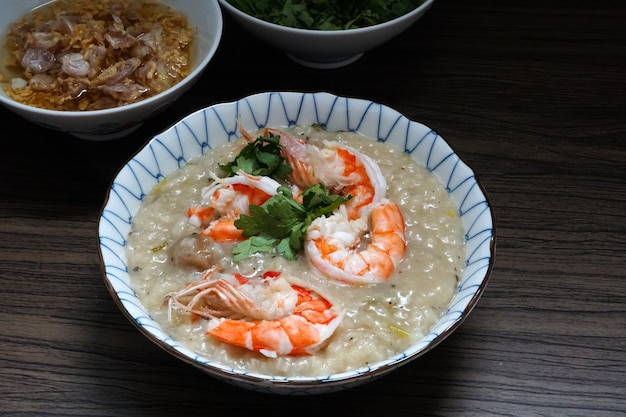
98, 91, 495, 394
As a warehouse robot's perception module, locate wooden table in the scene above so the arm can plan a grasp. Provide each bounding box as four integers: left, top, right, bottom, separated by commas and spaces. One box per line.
2, 0, 625, 415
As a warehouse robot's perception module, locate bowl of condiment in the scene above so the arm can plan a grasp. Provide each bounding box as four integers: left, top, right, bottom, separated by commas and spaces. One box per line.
98, 91, 495, 394
0, 0, 223, 140
218, 0, 435, 69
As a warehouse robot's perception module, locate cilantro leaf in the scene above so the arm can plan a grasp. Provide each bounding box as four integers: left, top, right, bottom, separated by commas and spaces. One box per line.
232, 235, 277, 262
237, 190, 305, 238
232, 184, 350, 261
225, 0, 427, 30
301, 183, 349, 217
219, 134, 292, 178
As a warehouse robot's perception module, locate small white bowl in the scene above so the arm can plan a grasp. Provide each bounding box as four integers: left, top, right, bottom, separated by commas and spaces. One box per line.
0, 0, 223, 141
98, 91, 495, 395
218, 0, 435, 69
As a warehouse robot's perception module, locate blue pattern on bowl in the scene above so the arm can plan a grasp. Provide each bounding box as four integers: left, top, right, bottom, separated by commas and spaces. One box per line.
98, 91, 495, 395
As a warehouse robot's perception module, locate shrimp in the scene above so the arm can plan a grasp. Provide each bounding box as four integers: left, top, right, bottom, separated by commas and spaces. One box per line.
305, 199, 406, 285
187, 171, 282, 242
243, 127, 387, 221
167, 268, 343, 357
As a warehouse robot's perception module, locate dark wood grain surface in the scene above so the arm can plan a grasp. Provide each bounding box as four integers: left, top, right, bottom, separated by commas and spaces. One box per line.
1, 0, 625, 415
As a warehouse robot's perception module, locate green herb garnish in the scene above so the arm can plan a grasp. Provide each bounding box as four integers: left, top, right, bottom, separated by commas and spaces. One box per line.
226, 0, 427, 30
220, 133, 292, 179
232, 184, 350, 261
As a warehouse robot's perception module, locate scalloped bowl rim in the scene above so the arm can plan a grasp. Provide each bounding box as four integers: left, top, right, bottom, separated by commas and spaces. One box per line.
98, 91, 495, 394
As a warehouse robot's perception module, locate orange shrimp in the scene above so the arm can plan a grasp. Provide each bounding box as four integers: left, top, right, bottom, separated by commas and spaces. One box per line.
187, 172, 281, 242
167, 269, 343, 357
240, 126, 386, 219
305, 199, 406, 285
263, 127, 387, 221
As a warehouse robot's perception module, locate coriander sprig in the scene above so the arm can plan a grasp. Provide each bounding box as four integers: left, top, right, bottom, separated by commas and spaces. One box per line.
219, 133, 292, 179
233, 185, 350, 261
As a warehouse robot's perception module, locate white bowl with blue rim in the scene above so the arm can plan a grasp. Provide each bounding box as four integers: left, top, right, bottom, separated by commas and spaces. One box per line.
98, 91, 495, 394
0, 0, 223, 141
218, 0, 435, 69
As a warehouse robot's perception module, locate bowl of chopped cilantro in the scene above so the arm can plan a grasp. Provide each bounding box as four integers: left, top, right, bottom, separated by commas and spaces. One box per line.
218, 0, 434, 68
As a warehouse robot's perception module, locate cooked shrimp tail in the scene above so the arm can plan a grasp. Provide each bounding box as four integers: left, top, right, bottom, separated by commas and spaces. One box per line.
187, 172, 281, 242
264, 128, 387, 220
167, 269, 343, 357
306, 199, 406, 284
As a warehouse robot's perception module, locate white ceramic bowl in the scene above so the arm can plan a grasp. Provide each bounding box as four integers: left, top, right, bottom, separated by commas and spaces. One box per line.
0, 0, 223, 141
218, 0, 435, 69
98, 91, 495, 395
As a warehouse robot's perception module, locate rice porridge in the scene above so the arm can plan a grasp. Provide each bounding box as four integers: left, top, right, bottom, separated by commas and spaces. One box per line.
126, 124, 465, 377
